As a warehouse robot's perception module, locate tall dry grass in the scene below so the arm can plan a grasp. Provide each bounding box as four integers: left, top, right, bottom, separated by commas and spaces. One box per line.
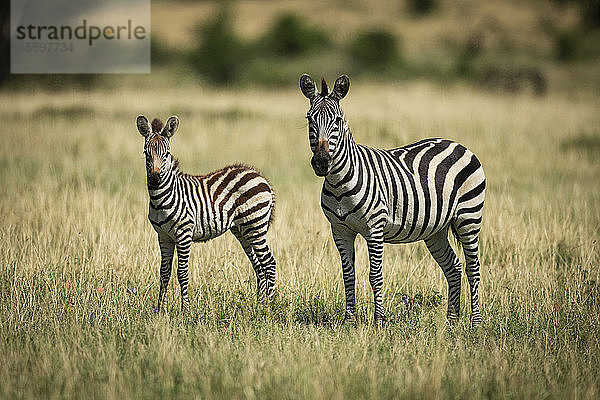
0, 79, 599, 399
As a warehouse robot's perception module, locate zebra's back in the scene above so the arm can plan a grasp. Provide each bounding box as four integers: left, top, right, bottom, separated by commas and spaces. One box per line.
190, 164, 275, 242
148, 164, 274, 243
378, 138, 485, 243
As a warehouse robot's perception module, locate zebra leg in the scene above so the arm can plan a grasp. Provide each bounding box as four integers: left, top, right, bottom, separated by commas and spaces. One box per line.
453, 221, 482, 326
464, 244, 482, 326
175, 231, 192, 313
157, 237, 175, 313
260, 243, 277, 298
424, 229, 462, 324
332, 226, 357, 323
366, 234, 386, 325
231, 227, 267, 299
248, 237, 276, 300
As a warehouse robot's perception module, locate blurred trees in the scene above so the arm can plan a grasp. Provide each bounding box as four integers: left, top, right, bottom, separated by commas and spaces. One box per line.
406, 0, 437, 16
350, 30, 402, 71
188, 7, 247, 85
2, 0, 598, 93
259, 13, 330, 57
187, 7, 402, 86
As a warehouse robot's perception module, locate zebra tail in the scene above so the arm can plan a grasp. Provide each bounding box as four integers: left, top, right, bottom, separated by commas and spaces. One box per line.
268, 191, 275, 230
449, 221, 461, 249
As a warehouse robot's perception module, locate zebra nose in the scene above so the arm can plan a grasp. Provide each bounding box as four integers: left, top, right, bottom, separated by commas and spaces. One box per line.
311, 152, 330, 176
148, 172, 161, 187
311, 139, 330, 176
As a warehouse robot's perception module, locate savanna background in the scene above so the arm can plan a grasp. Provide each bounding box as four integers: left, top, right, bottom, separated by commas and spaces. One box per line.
1, 0, 599, 398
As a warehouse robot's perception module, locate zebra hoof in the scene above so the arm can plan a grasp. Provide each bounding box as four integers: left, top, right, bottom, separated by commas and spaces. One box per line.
471, 315, 482, 327
374, 316, 386, 328
343, 314, 357, 326
445, 314, 459, 326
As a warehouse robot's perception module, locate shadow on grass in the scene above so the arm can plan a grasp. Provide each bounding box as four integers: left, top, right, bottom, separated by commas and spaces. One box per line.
153, 285, 446, 331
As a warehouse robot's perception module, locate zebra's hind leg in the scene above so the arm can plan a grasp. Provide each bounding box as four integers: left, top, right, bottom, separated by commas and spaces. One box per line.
260, 244, 277, 298
424, 228, 462, 324
231, 227, 268, 299
249, 237, 277, 299
452, 219, 483, 326
157, 237, 175, 313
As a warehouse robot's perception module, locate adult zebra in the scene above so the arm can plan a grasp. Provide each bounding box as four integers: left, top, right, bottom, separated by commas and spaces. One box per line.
300, 74, 486, 326
136, 115, 277, 313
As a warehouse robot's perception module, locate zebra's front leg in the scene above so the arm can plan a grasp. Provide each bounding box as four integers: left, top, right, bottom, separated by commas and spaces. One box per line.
332, 227, 357, 323
366, 234, 386, 325
157, 237, 175, 313
175, 231, 192, 313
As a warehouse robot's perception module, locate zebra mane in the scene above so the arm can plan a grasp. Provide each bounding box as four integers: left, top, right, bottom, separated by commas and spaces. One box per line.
171, 158, 182, 176
151, 118, 164, 133
320, 77, 329, 96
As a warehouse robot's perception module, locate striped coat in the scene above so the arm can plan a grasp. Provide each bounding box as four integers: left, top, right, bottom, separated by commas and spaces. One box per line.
300, 75, 485, 325
137, 115, 276, 313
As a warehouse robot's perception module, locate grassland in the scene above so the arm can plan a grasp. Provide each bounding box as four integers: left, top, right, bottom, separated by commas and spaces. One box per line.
1, 0, 599, 397
0, 74, 599, 399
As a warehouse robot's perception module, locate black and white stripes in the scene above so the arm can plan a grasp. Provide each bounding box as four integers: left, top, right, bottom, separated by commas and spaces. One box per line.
136, 115, 276, 313
300, 74, 486, 325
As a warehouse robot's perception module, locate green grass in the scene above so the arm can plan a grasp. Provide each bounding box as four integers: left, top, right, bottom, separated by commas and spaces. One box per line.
0, 79, 599, 399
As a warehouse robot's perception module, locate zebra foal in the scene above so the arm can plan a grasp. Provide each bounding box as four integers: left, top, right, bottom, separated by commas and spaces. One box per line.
136, 115, 277, 313
300, 74, 486, 326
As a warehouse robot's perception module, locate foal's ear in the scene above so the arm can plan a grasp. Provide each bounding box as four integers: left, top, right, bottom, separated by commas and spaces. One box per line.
162, 116, 179, 138
136, 115, 151, 138
331, 74, 350, 101
300, 74, 318, 101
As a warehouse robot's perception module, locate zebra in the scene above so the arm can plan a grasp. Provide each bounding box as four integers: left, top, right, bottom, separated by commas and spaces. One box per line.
136, 115, 277, 313
299, 74, 486, 326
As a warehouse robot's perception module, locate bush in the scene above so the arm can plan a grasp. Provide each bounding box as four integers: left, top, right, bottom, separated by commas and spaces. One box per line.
552, 0, 600, 29
188, 7, 247, 85
406, 0, 438, 16
554, 29, 581, 61
455, 32, 484, 77
261, 13, 330, 57
581, 0, 600, 28
151, 35, 178, 67
349, 29, 402, 69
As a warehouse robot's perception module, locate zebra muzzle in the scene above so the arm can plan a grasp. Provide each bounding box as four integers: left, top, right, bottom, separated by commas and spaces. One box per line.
311, 145, 331, 176
148, 171, 161, 187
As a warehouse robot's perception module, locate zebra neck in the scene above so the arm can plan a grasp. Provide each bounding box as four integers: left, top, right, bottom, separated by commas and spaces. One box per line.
325, 128, 358, 188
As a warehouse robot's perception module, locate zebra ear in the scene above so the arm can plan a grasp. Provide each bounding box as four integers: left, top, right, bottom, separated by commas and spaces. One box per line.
331, 75, 350, 101
162, 116, 179, 138
136, 115, 151, 138
300, 74, 317, 100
